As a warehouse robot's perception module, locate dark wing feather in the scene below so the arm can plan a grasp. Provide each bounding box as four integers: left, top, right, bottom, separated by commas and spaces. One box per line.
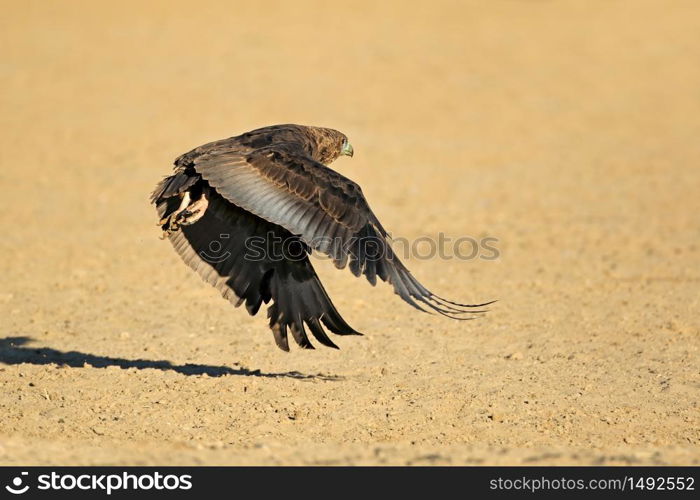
157, 189, 360, 351
191, 147, 493, 318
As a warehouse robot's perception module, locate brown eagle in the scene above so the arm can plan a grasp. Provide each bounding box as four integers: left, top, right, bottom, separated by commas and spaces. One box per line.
151, 124, 492, 351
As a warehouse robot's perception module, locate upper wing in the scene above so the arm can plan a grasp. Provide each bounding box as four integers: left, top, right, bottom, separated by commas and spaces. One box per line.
191, 147, 492, 318
156, 190, 360, 351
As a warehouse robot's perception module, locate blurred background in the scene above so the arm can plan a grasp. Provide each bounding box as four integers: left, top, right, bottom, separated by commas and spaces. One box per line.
1, 0, 698, 465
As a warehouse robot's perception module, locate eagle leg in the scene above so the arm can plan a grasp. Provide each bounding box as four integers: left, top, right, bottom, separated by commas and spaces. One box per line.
175, 189, 209, 227
158, 188, 209, 236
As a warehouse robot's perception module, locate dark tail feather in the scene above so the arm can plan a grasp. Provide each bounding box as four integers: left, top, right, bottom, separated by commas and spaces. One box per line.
151, 169, 200, 204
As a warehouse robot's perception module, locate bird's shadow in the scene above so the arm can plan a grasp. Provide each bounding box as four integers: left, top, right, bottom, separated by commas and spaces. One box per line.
0, 336, 341, 380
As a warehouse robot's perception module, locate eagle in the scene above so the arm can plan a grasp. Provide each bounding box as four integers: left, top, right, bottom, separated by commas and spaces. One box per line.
151, 124, 492, 351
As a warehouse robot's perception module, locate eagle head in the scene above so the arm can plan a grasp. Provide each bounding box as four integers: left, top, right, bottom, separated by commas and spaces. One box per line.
309, 126, 354, 164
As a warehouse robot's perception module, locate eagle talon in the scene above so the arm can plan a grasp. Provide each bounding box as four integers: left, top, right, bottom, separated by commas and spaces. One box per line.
175, 210, 192, 222
158, 216, 178, 238
157, 189, 209, 235
175, 192, 209, 226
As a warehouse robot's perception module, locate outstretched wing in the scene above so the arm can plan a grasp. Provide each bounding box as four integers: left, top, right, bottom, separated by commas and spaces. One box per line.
156, 190, 360, 351
191, 147, 493, 318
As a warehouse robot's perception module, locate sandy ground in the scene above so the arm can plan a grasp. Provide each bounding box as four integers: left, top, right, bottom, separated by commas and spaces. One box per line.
1, 0, 698, 466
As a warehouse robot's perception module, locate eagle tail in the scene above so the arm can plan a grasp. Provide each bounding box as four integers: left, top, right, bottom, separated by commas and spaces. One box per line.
150, 168, 200, 204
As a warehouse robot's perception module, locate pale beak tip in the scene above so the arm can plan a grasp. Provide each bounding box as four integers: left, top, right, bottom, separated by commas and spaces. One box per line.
342, 142, 354, 157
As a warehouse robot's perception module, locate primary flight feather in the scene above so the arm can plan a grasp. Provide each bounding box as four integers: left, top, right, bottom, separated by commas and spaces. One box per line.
151, 124, 492, 351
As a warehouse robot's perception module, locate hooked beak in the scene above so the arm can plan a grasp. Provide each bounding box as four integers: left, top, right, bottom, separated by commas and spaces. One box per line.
341, 141, 354, 158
